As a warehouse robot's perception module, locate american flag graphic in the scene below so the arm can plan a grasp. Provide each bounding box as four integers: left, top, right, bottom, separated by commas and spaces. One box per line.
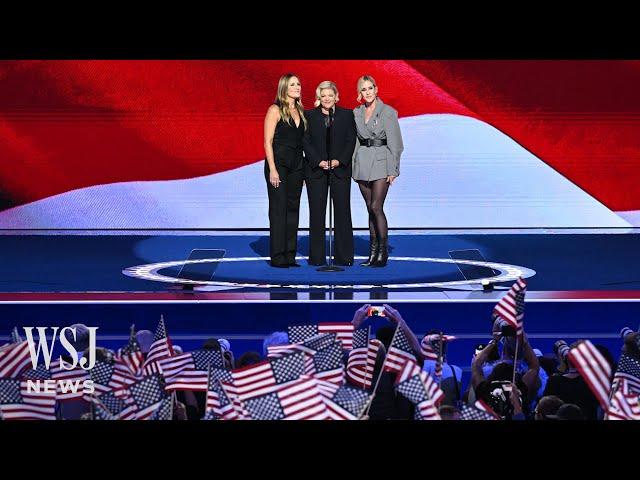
460, 400, 500, 420
0, 341, 32, 379
612, 353, 640, 394
243, 376, 329, 420
205, 367, 239, 420
231, 352, 306, 401
383, 327, 418, 373
142, 317, 174, 375
288, 323, 354, 350
308, 342, 345, 386
493, 278, 527, 338
0, 379, 57, 420
394, 358, 444, 408
322, 384, 372, 420
163, 350, 225, 392
567, 340, 612, 410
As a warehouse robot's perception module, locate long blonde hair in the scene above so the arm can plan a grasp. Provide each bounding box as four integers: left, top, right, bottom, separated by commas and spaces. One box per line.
275, 73, 307, 130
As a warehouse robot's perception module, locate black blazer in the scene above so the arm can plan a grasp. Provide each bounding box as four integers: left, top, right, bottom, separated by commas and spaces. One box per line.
303, 106, 356, 179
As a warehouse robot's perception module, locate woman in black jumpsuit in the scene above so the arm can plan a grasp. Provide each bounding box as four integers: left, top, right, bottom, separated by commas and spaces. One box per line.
263, 74, 307, 268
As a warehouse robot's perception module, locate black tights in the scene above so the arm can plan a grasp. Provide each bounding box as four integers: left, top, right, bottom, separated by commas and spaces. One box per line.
357, 178, 390, 241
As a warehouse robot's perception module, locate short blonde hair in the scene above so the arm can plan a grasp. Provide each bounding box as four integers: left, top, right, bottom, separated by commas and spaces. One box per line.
313, 81, 339, 107
356, 75, 377, 102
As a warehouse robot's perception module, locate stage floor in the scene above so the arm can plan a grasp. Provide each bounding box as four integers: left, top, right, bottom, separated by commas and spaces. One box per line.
1, 229, 639, 301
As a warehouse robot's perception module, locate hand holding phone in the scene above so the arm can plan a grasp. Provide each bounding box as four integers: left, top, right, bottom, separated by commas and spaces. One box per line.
367, 306, 386, 317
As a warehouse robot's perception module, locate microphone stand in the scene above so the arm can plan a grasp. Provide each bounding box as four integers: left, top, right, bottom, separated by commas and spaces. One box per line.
318, 108, 344, 273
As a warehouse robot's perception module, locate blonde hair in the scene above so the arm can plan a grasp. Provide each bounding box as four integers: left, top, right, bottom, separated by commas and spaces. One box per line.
275, 73, 307, 130
356, 75, 377, 102
313, 81, 339, 107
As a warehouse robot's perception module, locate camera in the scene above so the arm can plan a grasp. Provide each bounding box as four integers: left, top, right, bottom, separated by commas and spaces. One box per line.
367, 306, 386, 317
553, 340, 569, 360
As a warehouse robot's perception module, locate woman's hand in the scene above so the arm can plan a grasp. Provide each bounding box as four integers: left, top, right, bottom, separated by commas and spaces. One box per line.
352, 304, 371, 329
318, 160, 329, 170
386, 175, 396, 185
270, 169, 281, 188
330, 160, 340, 169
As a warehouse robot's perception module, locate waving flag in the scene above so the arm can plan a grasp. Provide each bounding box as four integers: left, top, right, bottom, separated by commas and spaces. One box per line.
288, 323, 354, 350
0, 379, 57, 420
142, 316, 174, 375
493, 278, 527, 338
243, 376, 328, 421
383, 327, 418, 373
394, 358, 444, 408
231, 352, 306, 402
567, 340, 613, 409
0, 341, 32, 379
162, 349, 225, 392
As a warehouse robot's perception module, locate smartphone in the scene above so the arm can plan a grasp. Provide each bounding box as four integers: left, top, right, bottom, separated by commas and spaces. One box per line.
367, 306, 386, 317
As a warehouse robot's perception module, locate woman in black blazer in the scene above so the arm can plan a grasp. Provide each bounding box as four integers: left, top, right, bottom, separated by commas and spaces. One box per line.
303, 81, 356, 266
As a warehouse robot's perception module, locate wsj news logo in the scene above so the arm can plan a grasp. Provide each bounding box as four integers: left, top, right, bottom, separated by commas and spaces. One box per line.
23, 327, 98, 394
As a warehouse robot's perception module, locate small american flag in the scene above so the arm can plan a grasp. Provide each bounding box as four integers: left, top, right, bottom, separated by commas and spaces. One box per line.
231, 352, 306, 401
127, 374, 168, 420
243, 375, 329, 420
142, 316, 174, 375
420, 334, 455, 361
607, 389, 640, 420
163, 350, 225, 392
89, 360, 137, 397
383, 327, 418, 373
308, 342, 345, 386
116, 326, 145, 377
567, 340, 612, 410
421, 333, 456, 380
394, 358, 444, 408
267, 333, 336, 373
322, 384, 372, 420
493, 277, 527, 338
205, 367, 239, 420
346, 327, 375, 389
288, 323, 354, 350
460, 400, 500, 420
90, 391, 137, 420
612, 353, 640, 394
0, 379, 57, 420
220, 380, 248, 419
149, 397, 173, 420
0, 341, 32, 379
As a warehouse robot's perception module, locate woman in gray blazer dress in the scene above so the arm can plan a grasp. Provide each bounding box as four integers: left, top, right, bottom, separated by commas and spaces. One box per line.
352, 75, 403, 267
